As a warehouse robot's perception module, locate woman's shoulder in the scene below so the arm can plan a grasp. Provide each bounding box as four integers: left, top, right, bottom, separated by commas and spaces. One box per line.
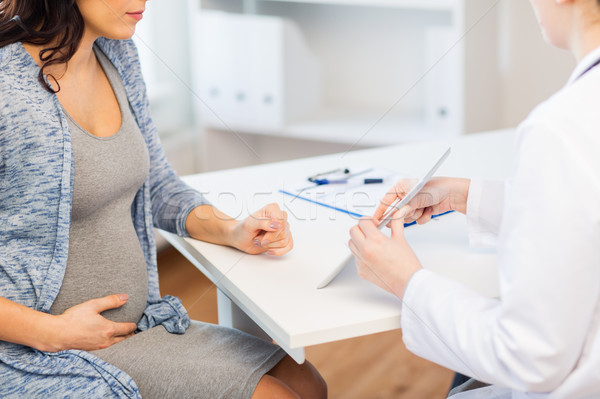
0, 42, 17, 67
0, 42, 46, 101
0, 43, 65, 152
0, 42, 29, 79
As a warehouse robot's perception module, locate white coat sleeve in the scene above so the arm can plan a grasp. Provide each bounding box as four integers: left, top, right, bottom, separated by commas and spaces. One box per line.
400, 121, 600, 392
466, 179, 505, 249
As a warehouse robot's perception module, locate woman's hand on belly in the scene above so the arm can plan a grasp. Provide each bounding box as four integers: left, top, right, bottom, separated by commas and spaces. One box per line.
53, 294, 137, 351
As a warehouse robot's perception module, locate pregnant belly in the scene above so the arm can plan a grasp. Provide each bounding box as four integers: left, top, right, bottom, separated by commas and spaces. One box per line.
50, 231, 149, 324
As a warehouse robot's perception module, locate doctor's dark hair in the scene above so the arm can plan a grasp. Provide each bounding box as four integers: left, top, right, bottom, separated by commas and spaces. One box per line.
0, 0, 84, 93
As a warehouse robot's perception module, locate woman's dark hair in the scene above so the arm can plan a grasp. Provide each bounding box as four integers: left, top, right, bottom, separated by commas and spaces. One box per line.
0, 0, 84, 92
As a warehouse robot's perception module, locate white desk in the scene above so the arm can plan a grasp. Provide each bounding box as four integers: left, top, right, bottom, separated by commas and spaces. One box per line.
160, 129, 515, 364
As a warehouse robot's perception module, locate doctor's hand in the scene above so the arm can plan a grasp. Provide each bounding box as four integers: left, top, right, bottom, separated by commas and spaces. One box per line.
349, 210, 422, 299
375, 177, 470, 227
231, 203, 293, 256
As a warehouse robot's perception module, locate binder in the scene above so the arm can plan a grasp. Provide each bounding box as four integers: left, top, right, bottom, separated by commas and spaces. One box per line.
194, 11, 321, 130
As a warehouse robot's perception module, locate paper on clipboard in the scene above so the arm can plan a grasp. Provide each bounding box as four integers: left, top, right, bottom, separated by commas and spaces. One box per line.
279, 167, 401, 218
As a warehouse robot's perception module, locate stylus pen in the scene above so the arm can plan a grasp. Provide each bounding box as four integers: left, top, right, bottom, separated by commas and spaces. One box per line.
376, 148, 451, 231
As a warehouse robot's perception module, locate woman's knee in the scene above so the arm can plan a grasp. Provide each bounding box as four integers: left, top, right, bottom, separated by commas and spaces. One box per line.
267, 356, 327, 399
252, 374, 300, 399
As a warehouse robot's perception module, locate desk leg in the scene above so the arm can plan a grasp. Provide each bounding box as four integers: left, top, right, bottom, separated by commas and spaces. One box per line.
216, 289, 306, 364
217, 288, 271, 341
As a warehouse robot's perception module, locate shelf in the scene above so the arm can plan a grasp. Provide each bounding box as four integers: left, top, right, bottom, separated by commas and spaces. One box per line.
192, 0, 501, 146
283, 109, 431, 145
259, 0, 459, 11
202, 108, 449, 146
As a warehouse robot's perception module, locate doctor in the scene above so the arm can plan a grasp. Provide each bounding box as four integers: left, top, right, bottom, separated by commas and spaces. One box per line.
349, 0, 600, 397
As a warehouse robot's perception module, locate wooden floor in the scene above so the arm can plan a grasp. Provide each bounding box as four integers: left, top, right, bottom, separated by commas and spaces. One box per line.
157, 247, 453, 399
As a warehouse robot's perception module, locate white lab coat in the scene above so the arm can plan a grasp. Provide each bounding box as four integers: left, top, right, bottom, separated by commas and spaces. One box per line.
401, 46, 600, 399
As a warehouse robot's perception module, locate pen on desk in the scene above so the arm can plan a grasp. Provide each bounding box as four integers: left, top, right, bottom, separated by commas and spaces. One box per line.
308, 168, 350, 182
312, 177, 384, 185
311, 168, 378, 185
294, 168, 380, 198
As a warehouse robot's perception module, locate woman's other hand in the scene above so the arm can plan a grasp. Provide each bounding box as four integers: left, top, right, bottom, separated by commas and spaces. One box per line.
231, 203, 293, 256
54, 294, 137, 351
374, 177, 470, 227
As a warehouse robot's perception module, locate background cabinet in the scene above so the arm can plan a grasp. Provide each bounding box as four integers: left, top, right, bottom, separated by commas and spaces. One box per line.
189, 0, 501, 148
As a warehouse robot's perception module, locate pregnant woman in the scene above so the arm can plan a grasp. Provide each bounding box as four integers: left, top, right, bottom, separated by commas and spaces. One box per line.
0, 0, 326, 398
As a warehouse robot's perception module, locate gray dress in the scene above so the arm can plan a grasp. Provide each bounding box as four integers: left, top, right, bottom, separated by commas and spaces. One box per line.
50, 47, 285, 399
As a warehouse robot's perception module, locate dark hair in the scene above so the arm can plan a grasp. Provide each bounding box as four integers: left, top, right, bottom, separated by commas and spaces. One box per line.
0, 0, 84, 92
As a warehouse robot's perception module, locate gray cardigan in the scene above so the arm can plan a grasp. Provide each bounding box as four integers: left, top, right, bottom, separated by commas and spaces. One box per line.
0, 38, 208, 397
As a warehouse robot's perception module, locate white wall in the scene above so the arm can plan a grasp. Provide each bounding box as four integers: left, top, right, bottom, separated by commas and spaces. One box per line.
134, 2, 201, 176
134, 1, 195, 137
497, 0, 575, 128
